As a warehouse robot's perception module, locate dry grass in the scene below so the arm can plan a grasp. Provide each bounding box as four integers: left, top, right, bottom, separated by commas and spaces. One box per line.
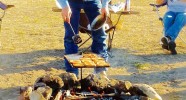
0, 0, 186, 99
1, 0, 186, 54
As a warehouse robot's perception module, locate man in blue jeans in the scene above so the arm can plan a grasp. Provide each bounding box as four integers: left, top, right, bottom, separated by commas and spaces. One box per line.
57, 0, 110, 79
157, 0, 186, 54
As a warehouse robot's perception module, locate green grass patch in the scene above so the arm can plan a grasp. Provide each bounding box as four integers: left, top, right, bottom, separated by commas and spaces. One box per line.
134, 62, 151, 70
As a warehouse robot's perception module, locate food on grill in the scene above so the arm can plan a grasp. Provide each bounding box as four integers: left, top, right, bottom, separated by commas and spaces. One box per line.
80, 58, 91, 61
72, 63, 84, 67
80, 54, 96, 67
89, 54, 98, 58
79, 58, 93, 67
81, 60, 96, 67
69, 60, 84, 67
91, 57, 104, 62
91, 57, 109, 67
95, 60, 110, 67
82, 53, 97, 58
65, 53, 110, 67
69, 60, 82, 64
80, 54, 109, 67
82, 54, 92, 58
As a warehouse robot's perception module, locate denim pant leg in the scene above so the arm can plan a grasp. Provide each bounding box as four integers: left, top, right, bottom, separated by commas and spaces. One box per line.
163, 11, 176, 39
64, 1, 82, 76
166, 12, 186, 41
163, 11, 186, 41
92, 29, 108, 73
83, 0, 108, 74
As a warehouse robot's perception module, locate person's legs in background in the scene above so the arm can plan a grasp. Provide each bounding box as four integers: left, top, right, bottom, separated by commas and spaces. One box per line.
64, 1, 82, 76
166, 12, 186, 41
83, 0, 109, 80
161, 11, 176, 54
161, 11, 186, 54
163, 11, 176, 37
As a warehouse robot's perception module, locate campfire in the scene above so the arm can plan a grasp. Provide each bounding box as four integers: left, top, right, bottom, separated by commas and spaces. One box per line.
19, 73, 162, 100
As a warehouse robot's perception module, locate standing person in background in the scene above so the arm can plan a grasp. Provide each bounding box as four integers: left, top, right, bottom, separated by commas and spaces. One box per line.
57, 0, 110, 79
156, 0, 186, 55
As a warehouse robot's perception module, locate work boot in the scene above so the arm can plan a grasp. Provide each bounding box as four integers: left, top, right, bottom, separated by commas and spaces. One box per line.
168, 41, 177, 55
161, 36, 177, 55
161, 36, 170, 50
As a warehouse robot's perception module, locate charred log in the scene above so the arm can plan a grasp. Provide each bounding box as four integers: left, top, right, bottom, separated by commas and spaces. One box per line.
129, 84, 162, 100
59, 73, 79, 90
34, 75, 64, 100
19, 86, 33, 100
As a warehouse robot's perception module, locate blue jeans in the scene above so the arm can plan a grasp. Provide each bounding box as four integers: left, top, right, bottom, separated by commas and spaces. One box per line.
63, 0, 108, 76
163, 11, 186, 41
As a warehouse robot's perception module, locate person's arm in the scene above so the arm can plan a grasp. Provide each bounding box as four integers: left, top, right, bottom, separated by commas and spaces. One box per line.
101, 0, 111, 16
57, 0, 71, 23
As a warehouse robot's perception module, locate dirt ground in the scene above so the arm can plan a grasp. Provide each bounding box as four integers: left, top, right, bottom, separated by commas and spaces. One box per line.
0, 0, 186, 100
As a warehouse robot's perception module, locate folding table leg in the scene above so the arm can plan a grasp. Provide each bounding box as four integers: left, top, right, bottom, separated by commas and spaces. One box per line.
80, 68, 83, 90
107, 28, 116, 51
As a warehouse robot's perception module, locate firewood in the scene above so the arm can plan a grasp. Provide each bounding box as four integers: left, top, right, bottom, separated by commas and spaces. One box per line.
34, 75, 64, 99
59, 73, 79, 90
129, 84, 162, 100
29, 91, 46, 100
19, 86, 33, 100
36, 86, 52, 100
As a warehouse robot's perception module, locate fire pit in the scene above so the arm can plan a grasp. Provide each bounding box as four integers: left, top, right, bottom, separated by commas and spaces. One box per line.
61, 91, 149, 100
19, 73, 162, 100
58, 74, 156, 100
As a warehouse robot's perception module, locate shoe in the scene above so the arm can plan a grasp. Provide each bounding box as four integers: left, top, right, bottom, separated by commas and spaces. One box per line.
161, 36, 177, 55
169, 41, 177, 55
161, 36, 170, 50
162, 45, 168, 50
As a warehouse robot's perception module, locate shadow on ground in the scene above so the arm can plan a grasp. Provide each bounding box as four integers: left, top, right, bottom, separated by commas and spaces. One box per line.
0, 49, 65, 75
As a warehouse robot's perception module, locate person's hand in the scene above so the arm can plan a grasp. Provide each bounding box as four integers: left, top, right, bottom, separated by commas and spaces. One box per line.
61, 6, 72, 23
101, 7, 109, 17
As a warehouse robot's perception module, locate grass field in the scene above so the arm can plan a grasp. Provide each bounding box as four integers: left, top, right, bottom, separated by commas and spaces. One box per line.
0, 0, 186, 99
